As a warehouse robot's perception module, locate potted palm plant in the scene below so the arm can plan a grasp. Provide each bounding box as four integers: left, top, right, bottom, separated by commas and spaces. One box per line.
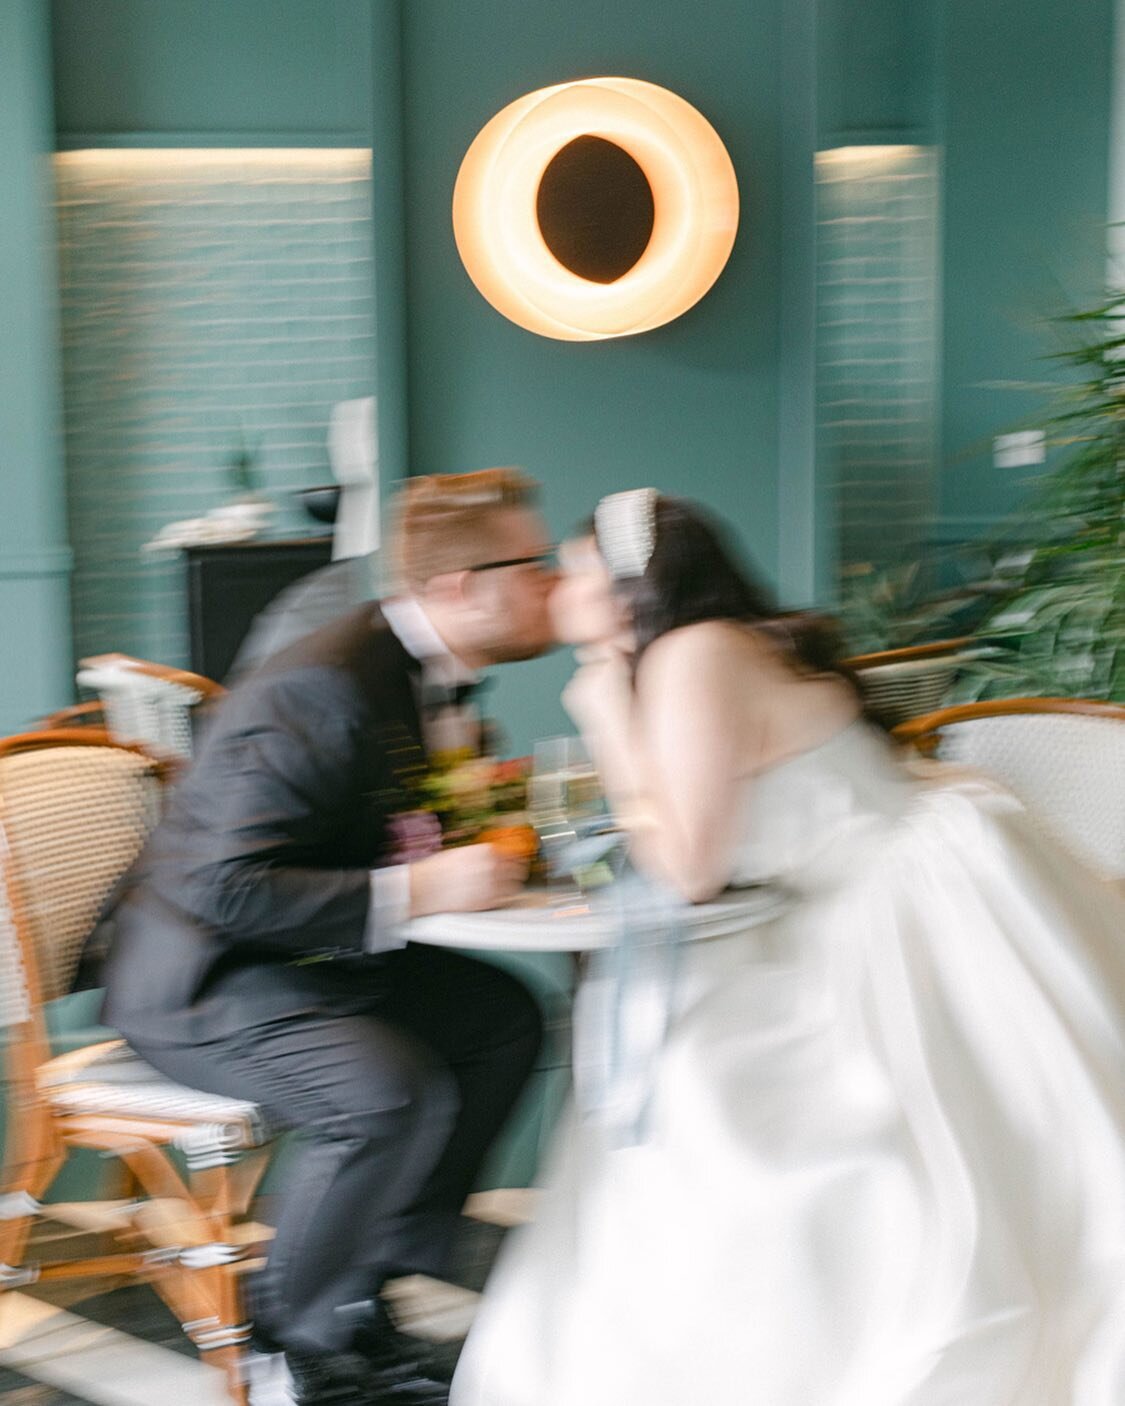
950, 291, 1125, 704
835, 559, 984, 727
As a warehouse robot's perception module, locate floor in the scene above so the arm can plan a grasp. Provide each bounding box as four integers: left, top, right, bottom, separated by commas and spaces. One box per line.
0, 1191, 534, 1404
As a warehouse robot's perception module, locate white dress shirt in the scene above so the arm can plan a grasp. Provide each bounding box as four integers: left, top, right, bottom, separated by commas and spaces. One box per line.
364, 597, 482, 952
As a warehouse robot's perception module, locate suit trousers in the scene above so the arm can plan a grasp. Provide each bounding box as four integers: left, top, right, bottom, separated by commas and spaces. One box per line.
129, 943, 543, 1353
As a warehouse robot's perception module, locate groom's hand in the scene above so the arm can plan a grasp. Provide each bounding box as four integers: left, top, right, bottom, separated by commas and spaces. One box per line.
408, 843, 528, 918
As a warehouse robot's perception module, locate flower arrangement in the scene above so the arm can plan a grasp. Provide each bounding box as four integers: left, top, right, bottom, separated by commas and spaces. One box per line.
386, 751, 538, 865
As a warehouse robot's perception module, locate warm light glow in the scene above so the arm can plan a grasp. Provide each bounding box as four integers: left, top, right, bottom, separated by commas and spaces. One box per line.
54, 148, 370, 175
452, 78, 739, 341
815, 144, 923, 167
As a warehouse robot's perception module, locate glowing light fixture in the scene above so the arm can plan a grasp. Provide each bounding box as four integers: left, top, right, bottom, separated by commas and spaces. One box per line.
452, 78, 739, 341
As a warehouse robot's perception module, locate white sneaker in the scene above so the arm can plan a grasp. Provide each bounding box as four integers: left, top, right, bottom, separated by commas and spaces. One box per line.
244, 1349, 297, 1406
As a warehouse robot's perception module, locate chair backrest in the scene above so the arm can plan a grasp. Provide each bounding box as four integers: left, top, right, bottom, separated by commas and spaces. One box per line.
895, 699, 1125, 880
841, 639, 976, 730
76, 654, 225, 759
0, 731, 165, 1031
37, 701, 106, 730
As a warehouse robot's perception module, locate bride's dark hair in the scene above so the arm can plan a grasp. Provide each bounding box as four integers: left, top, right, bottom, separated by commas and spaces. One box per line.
600, 496, 858, 691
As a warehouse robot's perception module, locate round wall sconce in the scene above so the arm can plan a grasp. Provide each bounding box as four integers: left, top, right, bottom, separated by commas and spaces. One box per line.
452, 77, 740, 341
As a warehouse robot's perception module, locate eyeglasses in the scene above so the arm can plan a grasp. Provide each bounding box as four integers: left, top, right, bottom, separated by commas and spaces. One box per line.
466, 550, 558, 574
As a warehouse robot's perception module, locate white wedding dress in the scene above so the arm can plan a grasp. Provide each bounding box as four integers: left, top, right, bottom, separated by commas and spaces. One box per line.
452, 721, 1125, 1406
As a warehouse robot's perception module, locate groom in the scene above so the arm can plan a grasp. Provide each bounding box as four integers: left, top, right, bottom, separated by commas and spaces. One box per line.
102, 469, 558, 1405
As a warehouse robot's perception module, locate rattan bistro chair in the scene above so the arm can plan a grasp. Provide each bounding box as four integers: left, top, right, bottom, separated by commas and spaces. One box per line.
0, 730, 273, 1403
37, 701, 106, 730
894, 698, 1125, 883
76, 654, 226, 760
842, 638, 977, 729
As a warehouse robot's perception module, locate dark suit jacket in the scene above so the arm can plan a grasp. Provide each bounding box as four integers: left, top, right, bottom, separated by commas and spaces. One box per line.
102, 603, 430, 1049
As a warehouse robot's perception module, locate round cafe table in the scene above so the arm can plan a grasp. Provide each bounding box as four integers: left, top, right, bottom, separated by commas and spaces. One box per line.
403, 884, 789, 952
404, 886, 791, 1174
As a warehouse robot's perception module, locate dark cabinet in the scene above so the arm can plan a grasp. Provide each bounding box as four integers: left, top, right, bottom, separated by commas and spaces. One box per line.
185, 537, 333, 683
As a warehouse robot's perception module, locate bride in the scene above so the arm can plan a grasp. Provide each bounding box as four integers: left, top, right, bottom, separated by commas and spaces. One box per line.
452, 489, 1125, 1406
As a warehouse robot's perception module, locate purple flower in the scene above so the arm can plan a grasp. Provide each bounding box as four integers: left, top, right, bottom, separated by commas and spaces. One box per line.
385, 809, 444, 864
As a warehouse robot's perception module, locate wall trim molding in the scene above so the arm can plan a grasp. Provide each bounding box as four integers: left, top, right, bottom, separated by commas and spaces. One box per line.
0, 547, 75, 579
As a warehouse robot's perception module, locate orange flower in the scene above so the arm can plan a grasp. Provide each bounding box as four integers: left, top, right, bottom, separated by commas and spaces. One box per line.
477, 822, 538, 863
493, 757, 531, 784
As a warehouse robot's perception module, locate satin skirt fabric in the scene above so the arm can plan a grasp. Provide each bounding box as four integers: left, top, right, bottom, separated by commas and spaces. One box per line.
452, 780, 1125, 1406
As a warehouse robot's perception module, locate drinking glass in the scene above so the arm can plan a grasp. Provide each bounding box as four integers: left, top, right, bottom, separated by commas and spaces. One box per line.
529, 737, 602, 894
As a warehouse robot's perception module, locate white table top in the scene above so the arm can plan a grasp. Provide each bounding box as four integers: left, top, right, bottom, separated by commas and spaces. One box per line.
404, 885, 789, 952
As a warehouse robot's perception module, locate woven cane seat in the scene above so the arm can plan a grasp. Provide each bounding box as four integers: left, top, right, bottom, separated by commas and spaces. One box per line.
38, 1039, 273, 1170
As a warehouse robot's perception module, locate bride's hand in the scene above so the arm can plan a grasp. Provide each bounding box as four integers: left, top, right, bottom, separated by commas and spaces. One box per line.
562, 644, 633, 734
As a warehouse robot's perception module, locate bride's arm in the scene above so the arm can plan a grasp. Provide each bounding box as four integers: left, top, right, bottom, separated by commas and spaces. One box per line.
562, 646, 645, 810
566, 625, 761, 903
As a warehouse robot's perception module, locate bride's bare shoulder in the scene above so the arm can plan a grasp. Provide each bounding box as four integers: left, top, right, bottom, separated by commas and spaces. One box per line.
635, 620, 773, 687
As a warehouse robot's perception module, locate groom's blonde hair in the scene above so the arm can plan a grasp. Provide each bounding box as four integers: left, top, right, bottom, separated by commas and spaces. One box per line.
390, 468, 540, 592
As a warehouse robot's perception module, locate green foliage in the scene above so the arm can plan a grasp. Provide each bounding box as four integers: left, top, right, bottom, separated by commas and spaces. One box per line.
836, 560, 975, 656
226, 425, 261, 496
950, 290, 1125, 703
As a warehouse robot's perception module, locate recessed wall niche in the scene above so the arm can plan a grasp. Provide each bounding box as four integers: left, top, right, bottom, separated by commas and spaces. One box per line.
814, 145, 940, 576
55, 148, 375, 666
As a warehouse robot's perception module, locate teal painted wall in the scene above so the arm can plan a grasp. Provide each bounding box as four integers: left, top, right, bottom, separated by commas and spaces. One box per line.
0, 0, 74, 733
368, 0, 410, 503
50, 0, 375, 142
818, 0, 937, 144
12, 0, 1119, 738
398, 0, 790, 746
936, 0, 1114, 536
776, 0, 822, 607
814, 0, 1114, 561
395, 0, 1115, 741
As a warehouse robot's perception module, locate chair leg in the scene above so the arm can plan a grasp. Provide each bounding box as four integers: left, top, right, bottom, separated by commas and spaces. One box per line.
0, 1137, 66, 1288
0, 1211, 42, 1294
225, 1149, 271, 1220
193, 1173, 254, 1405
117, 1153, 254, 1405
37, 1138, 260, 1404
211, 1263, 252, 1406
172, 1258, 251, 1405
211, 1341, 251, 1406
103, 1158, 143, 1206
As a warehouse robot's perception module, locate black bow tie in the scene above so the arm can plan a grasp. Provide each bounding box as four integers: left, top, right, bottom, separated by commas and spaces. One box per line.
422, 678, 489, 713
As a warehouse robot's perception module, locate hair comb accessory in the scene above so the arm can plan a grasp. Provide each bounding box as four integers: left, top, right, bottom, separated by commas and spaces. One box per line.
595, 489, 659, 580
